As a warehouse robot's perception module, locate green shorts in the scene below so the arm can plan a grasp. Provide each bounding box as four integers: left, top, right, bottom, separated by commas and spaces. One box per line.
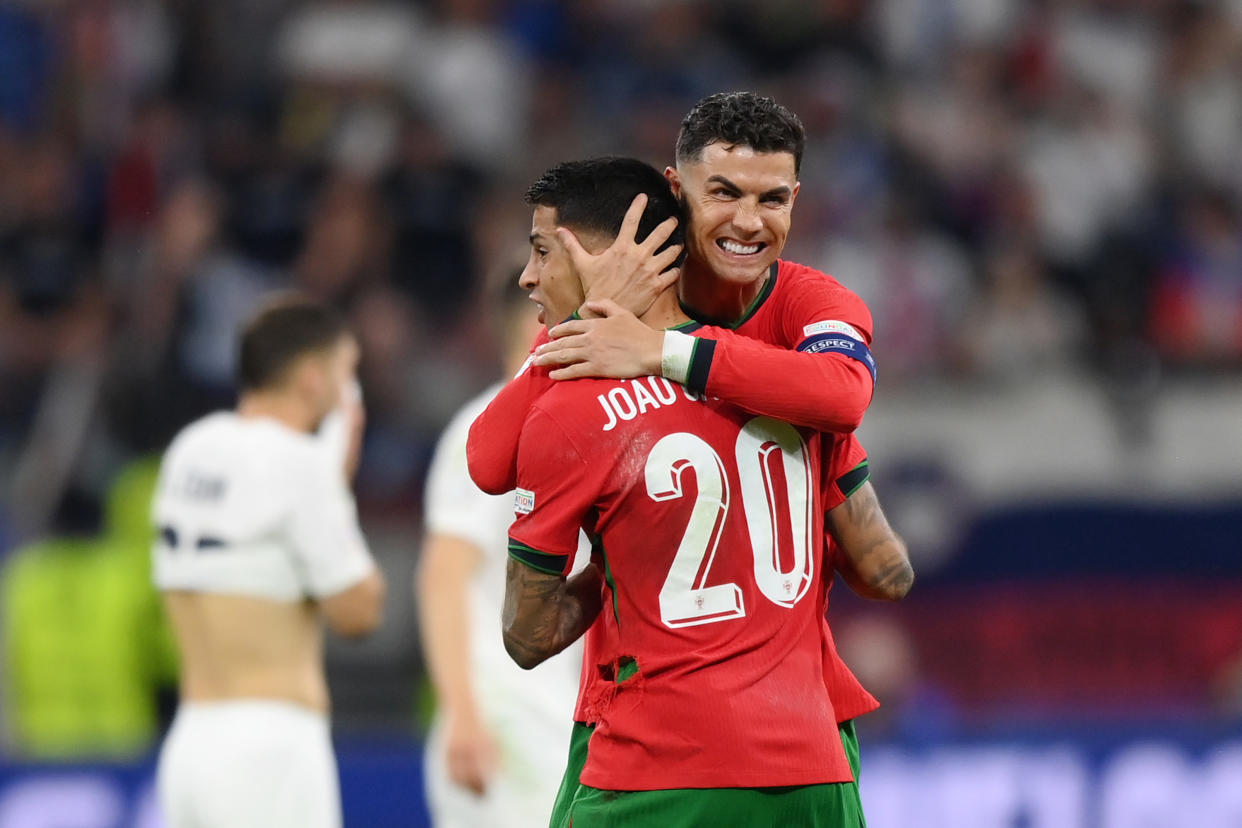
549, 721, 866, 828
550, 722, 594, 828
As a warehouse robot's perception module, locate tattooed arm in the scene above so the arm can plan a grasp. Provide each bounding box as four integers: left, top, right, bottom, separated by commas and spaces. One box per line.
502, 560, 604, 669
827, 481, 914, 601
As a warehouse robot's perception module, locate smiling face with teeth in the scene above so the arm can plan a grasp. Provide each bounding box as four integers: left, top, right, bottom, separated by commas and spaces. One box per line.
667, 141, 799, 321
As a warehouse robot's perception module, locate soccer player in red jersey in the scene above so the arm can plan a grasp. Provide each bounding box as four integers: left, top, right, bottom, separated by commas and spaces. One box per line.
467, 93, 911, 814
501, 155, 864, 826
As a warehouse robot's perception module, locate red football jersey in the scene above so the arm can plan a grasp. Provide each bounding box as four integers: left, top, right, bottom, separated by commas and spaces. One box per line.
676, 260, 877, 432
470, 265, 883, 727
508, 363, 853, 790
818, 434, 882, 723
467, 260, 875, 494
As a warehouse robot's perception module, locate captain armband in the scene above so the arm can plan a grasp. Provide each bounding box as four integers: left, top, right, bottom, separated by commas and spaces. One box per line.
796, 332, 877, 383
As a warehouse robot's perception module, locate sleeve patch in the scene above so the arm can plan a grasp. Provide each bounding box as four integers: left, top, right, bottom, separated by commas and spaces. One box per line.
514, 488, 535, 515
836, 460, 870, 499
508, 539, 568, 576
803, 319, 864, 341
797, 333, 877, 382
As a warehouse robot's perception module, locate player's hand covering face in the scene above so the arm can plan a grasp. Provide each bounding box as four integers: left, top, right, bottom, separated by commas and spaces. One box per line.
668, 142, 799, 288
520, 205, 587, 328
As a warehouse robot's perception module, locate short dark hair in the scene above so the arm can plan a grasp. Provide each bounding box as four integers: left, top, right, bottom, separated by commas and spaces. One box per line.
524, 157, 685, 258
238, 294, 349, 392
676, 91, 805, 174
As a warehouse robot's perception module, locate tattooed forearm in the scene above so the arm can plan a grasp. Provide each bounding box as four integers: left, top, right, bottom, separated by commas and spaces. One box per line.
826, 481, 914, 601
502, 559, 603, 669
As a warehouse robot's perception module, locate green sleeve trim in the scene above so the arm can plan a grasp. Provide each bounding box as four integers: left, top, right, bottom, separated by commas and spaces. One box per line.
507, 540, 567, 576
685, 337, 716, 394
595, 539, 621, 628
837, 459, 871, 499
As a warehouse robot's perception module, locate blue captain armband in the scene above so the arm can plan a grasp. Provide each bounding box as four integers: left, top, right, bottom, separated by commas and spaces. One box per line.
797, 333, 877, 383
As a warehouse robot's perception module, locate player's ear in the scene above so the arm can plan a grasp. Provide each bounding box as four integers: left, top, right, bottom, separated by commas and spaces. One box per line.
790, 181, 801, 208
292, 353, 329, 406
664, 166, 681, 198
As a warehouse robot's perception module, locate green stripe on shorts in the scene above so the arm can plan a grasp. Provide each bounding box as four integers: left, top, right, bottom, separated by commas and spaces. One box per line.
567, 779, 864, 827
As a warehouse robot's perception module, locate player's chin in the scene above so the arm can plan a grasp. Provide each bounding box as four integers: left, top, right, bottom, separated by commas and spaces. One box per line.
712, 253, 775, 285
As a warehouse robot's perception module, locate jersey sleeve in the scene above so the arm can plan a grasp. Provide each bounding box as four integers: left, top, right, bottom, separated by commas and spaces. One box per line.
821, 433, 870, 514
822, 434, 871, 572
286, 450, 376, 598
666, 278, 876, 433
466, 333, 555, 495
424, 398, 495, 552
506, 406, 601, 577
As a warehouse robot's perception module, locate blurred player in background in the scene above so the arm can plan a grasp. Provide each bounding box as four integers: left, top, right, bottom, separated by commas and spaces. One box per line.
418, 276, 588, 828
152, 295, 386, 828
500, 156, 862, 826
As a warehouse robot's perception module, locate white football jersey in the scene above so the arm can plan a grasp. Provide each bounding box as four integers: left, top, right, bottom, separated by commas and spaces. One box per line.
152, 412, 375, 601
423, 383, 587, 825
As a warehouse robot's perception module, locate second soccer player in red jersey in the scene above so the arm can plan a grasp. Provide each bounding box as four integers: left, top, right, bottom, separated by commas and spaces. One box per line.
501, 157, 864, 826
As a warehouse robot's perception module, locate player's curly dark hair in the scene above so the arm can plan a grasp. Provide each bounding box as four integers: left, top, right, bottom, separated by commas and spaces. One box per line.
524, 157, 685, 262
676, 91, 805, 174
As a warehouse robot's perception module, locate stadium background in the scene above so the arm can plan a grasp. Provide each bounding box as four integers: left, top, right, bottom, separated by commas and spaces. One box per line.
0, 0, 1240, 825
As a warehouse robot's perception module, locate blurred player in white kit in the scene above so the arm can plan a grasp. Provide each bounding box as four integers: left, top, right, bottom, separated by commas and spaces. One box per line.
152, 294, 386, 828
418, 277, 587, 828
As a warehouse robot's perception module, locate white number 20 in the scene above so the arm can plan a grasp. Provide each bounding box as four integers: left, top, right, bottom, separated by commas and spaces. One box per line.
646, 417, 814, 629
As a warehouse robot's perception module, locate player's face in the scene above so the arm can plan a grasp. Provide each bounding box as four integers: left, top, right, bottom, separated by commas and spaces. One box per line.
311, 334, 360, 424
667, 143, 799, 288
519, 205, 587, 328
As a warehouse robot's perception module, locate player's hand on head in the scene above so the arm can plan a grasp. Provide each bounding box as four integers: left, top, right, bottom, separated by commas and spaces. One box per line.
445, 710, 498, 796
535, 300, 664, 380
557, 193, 682, 320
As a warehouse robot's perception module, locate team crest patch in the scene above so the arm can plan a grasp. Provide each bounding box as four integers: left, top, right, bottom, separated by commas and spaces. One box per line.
514, 488, 536, 515
803, 319, 863, 340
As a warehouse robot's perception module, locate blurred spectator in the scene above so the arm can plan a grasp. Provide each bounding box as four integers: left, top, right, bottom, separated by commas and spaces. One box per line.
821, 199, 974, 382
382, 115, 483, 318
0, 3, 54, 132
404, 0, 534, 173
962, 242, 1087, 383
836, 613, 959, 743
104, 177, 275, 453
1149, 188, 1242, 367
1, 459, 175, 760
1162, 3, 1242, 192
1019, 84, 1154, 271
293, 172, 390, 305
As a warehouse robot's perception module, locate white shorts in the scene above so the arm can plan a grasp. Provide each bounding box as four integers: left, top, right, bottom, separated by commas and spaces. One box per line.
157, 700, 341, 828
424, 714, 570, 828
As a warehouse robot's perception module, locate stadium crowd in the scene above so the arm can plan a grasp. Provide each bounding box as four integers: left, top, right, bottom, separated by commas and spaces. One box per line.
1, 0, 1241, 761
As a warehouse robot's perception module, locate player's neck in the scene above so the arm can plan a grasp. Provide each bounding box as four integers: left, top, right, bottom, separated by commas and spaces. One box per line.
238, 391, 318, 434
638, 290, 692, 330
678, 259, 768, 326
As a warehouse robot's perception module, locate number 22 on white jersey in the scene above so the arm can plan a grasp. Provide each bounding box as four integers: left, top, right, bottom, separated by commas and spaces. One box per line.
646, 417, 814, 629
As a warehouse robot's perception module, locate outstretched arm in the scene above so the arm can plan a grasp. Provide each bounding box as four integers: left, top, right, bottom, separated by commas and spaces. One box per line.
827, 481, 913, 601
534, 300, 875, 433
502, 559, 603, 669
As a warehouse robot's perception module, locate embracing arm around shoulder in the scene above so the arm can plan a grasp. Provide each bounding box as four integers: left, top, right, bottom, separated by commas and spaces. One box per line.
502, 558, 602, 670
827, 480, 914, 601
